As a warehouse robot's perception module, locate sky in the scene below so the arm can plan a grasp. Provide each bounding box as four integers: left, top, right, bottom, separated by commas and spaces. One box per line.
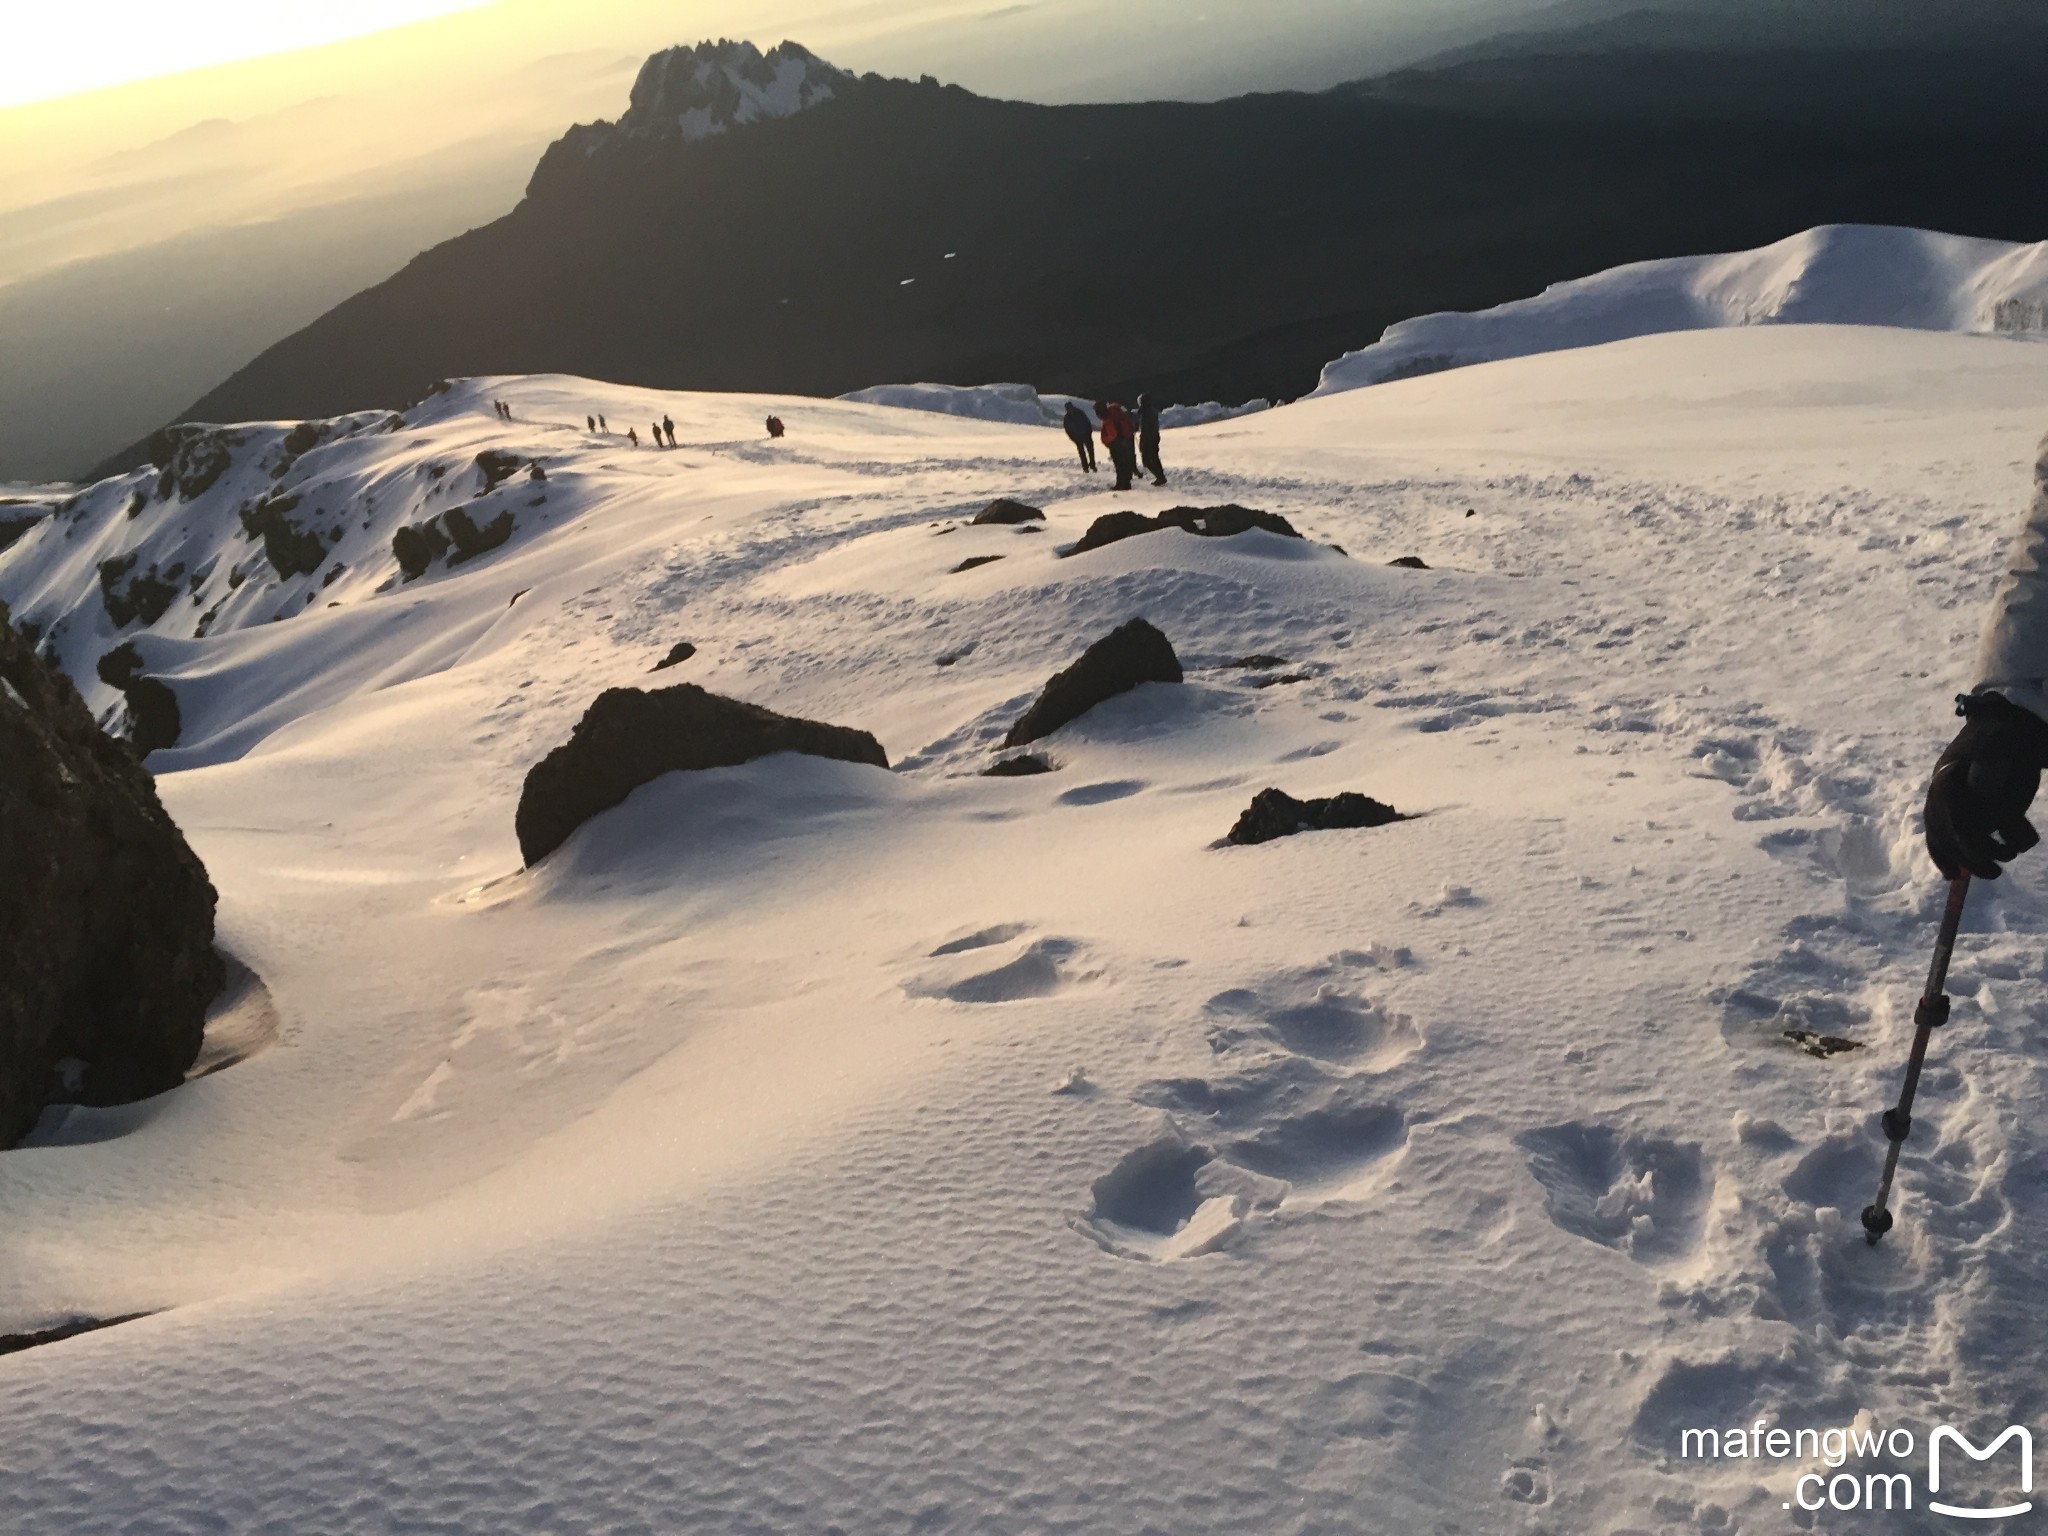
2, 1, 494, 108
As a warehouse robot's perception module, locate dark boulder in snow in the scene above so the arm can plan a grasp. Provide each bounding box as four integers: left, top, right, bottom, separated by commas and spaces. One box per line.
1226, 788, 1407, 846
949, 555, 1004, 574
239, 492, 327, 580
147, 425, 238, 501
1003, 618, 1182, 748
651, 641, 697, 672
96, 554, 182, 629
1065, 504, 1300, 557
515, 682, 890, 865
444, 506, 515, 565
971, 499, 1044, 526
392, 516, 452, 580
96, 643, 181, 757
983, 754, 1054, 777
0, 510, 46, 553
475, 449, 524, 493
1388, 555, 1430, 569
0, 601, 223, 1149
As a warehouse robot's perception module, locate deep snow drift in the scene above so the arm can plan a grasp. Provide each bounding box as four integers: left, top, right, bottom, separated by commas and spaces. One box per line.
6, 328, 2048, 1531
1315, 224, 2048, 394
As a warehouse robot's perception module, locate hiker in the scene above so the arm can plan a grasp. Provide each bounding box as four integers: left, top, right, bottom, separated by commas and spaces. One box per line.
652, 421, 663, 448
587, 415, 596, 432
766, 415, 786, 439
1063, 401, 1097, 471
662, 414, 676, 446
1137, 394, 1167, 486
1097, 399, 1138, 491
600, 414, 609, 432
1927, 435, 2048, 880
628, 427, 639, 446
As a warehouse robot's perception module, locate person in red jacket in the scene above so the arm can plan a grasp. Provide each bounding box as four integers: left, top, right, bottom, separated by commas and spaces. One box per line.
1096, 399, 1139, 491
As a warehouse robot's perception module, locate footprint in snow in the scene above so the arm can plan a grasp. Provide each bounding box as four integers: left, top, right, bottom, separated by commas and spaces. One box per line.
1516, 1122, 1710, 1265
905, 925, 1095, 1003
1203, 954, 1422, 1071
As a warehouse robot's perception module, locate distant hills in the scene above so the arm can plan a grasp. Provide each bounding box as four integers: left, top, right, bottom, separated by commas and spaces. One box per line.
93, 31, 2048, 480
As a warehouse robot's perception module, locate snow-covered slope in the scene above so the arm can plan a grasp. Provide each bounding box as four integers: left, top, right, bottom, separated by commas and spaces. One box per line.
1315, 223, 2048, 393
839, 380, 1270, 431
7, 328, 2048, 1531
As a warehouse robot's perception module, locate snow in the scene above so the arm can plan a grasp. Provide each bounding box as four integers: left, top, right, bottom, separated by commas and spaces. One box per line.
1314, 223, 2048, 395
839, 380, 1271, 431
6, 326, 2048, 1530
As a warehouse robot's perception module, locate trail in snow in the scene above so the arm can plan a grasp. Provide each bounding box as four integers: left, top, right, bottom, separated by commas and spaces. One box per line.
3, 326, 2048, 1531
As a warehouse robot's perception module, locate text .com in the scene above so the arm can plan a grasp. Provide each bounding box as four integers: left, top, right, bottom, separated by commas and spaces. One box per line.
1679, 1420, 2033, 1517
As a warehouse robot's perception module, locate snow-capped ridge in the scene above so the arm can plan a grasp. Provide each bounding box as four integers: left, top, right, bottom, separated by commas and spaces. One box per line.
1313, 223, 2048, 395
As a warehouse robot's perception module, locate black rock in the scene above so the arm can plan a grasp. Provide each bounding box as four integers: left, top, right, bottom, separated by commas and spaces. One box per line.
971, 498, 1044, 526
651, 641, 697, 671
1217, 654, 1289, 670
1226, 787, 1407, 846
1066, 504, 1300, 557
96, 555, 181, 629
1388, 555, 1430, 569
147, 425, 237, 500
0, 513, 44, 553
475, 449, 524, 492
1, 601, 223, 1148
95, 643, 181, 757
514, 682, 890, 865
983, 754, 1053, 776
950, 555, 1005, 574
1003, 618, 1182, 748
239, 492, 326, 579
444, 505, 515, 564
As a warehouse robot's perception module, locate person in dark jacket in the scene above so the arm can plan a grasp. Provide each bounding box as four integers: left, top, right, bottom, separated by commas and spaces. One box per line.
1097, 400, 1139, 491
587, 415, 596, 433
766, 415, 786, 439
1136, 393, 1167, 486
1063, 401, 1097, 471
628, 427, 639, 446
662, 414, 676, 447
652, 421, 664, 448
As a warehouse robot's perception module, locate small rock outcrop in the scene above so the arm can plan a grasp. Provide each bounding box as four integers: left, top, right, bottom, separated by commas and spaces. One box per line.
96, 643, 181, 756
1388, 555, 1430, 569
1004, 618, 1182, 748
475, 450, 524, 492
971, 499, 1044, 526
1, 602, 223, 1148
1226, 788, 1407, 846
515, 682, 890, 865
652, 642, 698, 671
983, 754, 1054, 777
1066, 504, 1301, 558
950, 555, 1004, 574
239, 492, 327, 579
147, 425, 238, 501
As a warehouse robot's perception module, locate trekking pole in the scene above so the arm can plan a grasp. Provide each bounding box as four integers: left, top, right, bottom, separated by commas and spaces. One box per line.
1861, 873, 1971, 1246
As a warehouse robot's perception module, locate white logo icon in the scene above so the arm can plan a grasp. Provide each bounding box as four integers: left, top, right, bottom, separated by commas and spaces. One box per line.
1929, 1425, 2033, 1520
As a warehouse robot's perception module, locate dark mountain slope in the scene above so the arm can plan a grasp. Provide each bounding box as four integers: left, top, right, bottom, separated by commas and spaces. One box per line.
101, 49, 2045, 478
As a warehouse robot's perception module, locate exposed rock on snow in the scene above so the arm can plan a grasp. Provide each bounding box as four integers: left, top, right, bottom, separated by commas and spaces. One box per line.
147, 425, 238, 501
949, 555, 1004, 574
1313, 223, 2048, 394
97, 554, 182, 628
240, 492, 326, 580
1388, 555, 1431, 569
1225, 788, 1407, 847
1065, 505, 1302, 558
651, 642, 698, 672
970, 499, 1044, 526
515, 683, 890, 865
982, 754, 1054, 777
0, 601, 221, 1148
96, 642, 180, 757
474, 450, 525, 493
1003, 619, 1182, 748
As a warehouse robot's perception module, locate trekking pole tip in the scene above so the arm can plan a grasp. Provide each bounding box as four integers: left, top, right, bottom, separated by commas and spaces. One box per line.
1860, 1204, 1893, 1246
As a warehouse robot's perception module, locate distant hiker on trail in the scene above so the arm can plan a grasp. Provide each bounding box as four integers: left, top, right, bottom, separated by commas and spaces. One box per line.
652, 422, 664, 448
628, 427, 640, 446
1097, 399, 1138, 491
600, 414, 609, 432
1063, 401, 1097, 471
1927, 433, 2048, 881
662, 414, 676, 446
587, 415, 596, 432
1137, 394, 1167, 486
766, 415, 786, 439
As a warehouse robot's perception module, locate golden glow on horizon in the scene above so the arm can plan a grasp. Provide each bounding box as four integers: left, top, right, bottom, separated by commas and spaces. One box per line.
2, 0, 497, 108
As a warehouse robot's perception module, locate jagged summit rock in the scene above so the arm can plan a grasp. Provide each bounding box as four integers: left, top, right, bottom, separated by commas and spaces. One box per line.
623, 40, 850, 141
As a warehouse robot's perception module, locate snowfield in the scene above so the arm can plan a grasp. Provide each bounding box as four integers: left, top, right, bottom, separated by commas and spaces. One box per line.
1315, 224, 2048, 394
6, 326, 2048, 1532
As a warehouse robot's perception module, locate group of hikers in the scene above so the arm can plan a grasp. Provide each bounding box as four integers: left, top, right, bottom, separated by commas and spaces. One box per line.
1064, 396, 1166, 490
579, 412, 680, 448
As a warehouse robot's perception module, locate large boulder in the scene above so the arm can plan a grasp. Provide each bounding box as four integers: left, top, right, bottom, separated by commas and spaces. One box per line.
1226, 788, 1406, 846
1066, 504, 1301, 557
1003, 619, 1182, 748
971, 498, 1044, 526
515, 683, 891, 865
0, 602, 223, 1148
